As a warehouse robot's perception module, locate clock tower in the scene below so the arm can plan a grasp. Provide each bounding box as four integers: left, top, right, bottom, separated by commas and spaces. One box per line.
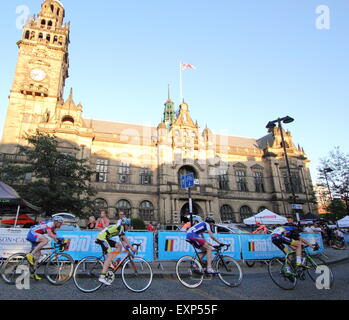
1, 0, 70, 153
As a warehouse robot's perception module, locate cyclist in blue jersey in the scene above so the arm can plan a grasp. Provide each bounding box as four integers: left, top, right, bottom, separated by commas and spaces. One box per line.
186, 217, 224, 274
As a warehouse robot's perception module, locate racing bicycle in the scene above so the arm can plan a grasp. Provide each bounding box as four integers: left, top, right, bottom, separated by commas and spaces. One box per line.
176, 241, 243, 289
268, 243, 334, 290
1, 240, 74, 286
73, 243, 153, 293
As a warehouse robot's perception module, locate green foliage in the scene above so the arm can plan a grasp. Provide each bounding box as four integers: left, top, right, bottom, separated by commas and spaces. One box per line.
326, 199, 348, 221
318, 146, 349, 199
0, 132, 97, 217
131, 218, 146, 230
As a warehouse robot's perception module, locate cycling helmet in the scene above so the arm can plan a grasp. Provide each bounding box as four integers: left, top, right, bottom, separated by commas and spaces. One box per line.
53, 216, 64, 224
205, 217, 216, 224
121, 218, 131, 226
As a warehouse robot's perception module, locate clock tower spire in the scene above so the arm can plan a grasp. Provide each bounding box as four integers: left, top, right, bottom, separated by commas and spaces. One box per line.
1, 0, 70, 152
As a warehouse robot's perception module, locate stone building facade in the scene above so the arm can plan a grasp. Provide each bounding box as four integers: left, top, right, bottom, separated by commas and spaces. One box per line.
0, 0, 316, 223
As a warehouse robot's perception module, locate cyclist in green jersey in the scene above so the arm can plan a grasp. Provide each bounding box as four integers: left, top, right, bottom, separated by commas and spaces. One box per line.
96, 217, 137, 286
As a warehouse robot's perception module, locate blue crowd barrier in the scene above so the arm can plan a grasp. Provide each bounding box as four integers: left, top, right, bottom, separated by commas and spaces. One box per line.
57, 231, 154, 262
240, 233, 324, 260
157, 232, 242, 261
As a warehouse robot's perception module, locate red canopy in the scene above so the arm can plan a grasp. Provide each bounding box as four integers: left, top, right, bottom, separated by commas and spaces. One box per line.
1, 214, 36, 226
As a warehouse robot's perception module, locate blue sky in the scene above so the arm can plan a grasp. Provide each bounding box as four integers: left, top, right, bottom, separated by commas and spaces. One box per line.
0, 0, 348, 181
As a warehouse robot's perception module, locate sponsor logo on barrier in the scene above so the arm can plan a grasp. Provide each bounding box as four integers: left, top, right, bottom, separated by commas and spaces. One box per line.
127, 236, 147, 253
248, 240, 278, 253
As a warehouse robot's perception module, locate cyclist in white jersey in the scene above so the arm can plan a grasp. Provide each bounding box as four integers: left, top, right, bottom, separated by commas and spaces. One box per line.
186, 217, 224, 274
26, 216, 64, 272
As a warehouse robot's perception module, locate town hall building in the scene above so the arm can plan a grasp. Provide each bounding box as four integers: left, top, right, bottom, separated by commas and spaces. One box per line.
0, 0, 316, 224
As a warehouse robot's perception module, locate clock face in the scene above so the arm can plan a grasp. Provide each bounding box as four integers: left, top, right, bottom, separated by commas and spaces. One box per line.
30, 69, 46, 81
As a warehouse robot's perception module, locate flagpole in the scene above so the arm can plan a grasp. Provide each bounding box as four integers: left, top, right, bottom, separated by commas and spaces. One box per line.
179, 61, 183, 103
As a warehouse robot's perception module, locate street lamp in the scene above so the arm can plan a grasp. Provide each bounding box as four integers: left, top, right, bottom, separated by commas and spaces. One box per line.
266, 116, 298, 220
322, 167, 334, 202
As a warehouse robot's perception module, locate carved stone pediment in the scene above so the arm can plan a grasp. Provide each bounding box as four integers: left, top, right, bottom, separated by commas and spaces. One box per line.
233, 162, 247, 169
251, 164, 264, 171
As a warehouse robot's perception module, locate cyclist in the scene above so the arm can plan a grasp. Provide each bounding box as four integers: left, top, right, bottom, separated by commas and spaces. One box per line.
271, 221, 319, 267
96, 217, 137, 286
26, 216, 64, 279
252, 221, 270, 234
186, 217, 224, 274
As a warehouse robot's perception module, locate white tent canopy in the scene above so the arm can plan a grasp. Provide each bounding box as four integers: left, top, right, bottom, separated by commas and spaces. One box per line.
337, 216, 349, 228
243, 209, 288, 225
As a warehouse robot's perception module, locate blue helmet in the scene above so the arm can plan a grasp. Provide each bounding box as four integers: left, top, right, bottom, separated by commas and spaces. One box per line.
121, 218, 131, 226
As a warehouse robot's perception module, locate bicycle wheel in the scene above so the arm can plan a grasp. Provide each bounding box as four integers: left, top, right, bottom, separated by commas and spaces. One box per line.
176, 256, 204, 289
73, 257, 104, 293
45, 253, 74, 285
268, 257, 297, 290
215, 256, 243, 287
306, 256, 334, 288
122, 257, 153, 293
1, 253, 29, 285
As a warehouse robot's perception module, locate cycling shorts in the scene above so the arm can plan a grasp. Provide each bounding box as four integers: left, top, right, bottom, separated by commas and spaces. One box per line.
26, 232, 50, 249
95, 239, 118, 254
186, 234, 207, 249
272, 235, 298, 251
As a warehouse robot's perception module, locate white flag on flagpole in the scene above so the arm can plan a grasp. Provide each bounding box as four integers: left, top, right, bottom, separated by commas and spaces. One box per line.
180, 62, 197, 103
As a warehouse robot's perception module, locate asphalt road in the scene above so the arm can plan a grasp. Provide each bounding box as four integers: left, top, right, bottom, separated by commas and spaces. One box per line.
0, 260, 348, 301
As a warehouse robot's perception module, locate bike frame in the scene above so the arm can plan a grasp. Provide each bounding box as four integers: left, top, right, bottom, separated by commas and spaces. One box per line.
187, 241, 229, 272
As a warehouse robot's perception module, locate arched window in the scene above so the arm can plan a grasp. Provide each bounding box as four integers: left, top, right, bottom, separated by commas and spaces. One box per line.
116, 200, 131, 217
41, 19, 46, 26
24, 30, 30, 39
58, 36, 63, 45
30, 31, 35, 40
38, 33, 43, 39
53, 35, 58, 44
139, 201, 154, 221
240, 206, 253, 220
62, 116, 75, 124
94, 198, 108, 213
220, 205, 235, 222
48, 21, 53, 27
46, 34, 51, 42
50, 4, 54, 12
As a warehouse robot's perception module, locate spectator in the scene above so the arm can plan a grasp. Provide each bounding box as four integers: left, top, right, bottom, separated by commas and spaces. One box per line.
252, 221, 270, 234
311, 223, 323, 234
96, 210, 110, 230
304, 224, 313, 233
87, 216, 97, 230
147, 222, 154, 232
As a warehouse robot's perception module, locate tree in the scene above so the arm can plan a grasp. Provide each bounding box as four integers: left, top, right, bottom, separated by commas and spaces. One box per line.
326, 199, 347, 221
318, 146, 349, 215
0, 132, 97, 217
131, 218, 146, 230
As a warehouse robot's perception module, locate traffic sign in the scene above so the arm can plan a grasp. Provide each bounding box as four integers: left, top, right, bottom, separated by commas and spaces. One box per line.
181, 173, 195, 189
292, 204, 303, 210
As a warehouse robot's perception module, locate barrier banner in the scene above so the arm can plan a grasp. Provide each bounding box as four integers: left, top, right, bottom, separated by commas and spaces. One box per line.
0, 228, 32, 259
157, 232, 242, 261
240, 233, 324, 260
57, 231, 154, 262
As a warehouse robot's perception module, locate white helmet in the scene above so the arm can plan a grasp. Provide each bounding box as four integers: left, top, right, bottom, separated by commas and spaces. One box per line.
53, 216, 64, 224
